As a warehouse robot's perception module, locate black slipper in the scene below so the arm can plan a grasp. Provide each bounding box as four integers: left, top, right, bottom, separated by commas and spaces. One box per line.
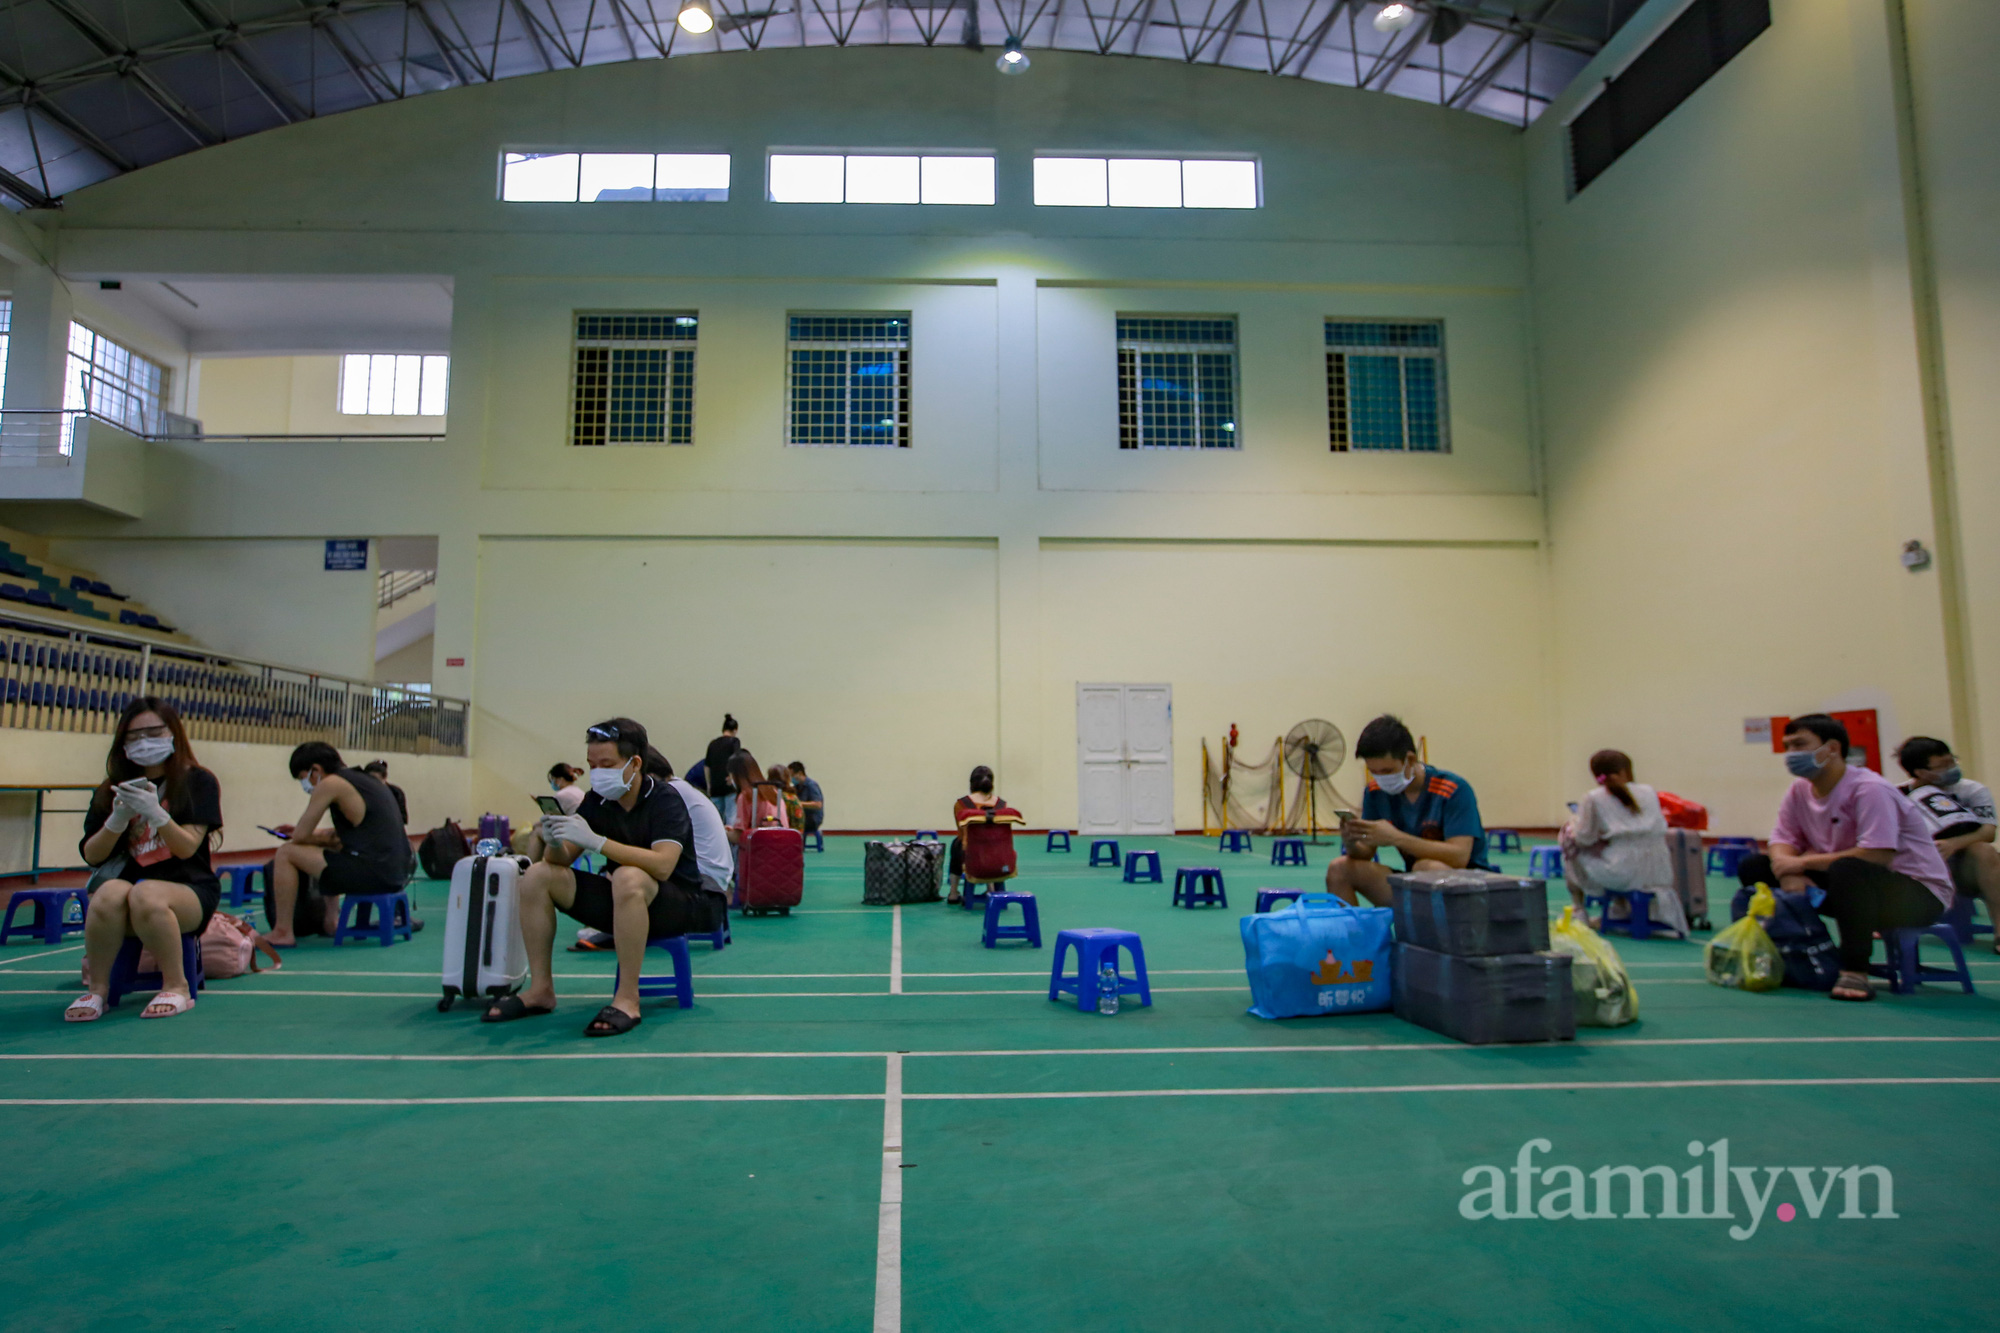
584, 1005, 641, 1037
482, 994, 556, 1023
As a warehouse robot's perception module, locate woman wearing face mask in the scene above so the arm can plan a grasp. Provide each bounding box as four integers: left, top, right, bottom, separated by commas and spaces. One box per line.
547, 763, 587, 815
1735, 714, 1953, 1001
947, 765, 1004, 904
1558, 749, 1687, 936
66, 698, 225, 1022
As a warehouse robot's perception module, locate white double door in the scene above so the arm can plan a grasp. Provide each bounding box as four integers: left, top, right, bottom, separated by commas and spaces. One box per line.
1076, 683, 1175, 835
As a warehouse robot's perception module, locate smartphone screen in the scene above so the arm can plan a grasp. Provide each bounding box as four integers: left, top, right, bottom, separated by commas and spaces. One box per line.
1334, 809, 1357, 825
534, 795, 564, 816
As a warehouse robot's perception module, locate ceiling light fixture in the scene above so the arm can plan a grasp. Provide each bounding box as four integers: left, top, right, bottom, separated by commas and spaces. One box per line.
1373, 2, 1418, 34
678, 0, 715, 34
996, 37, 1030, 75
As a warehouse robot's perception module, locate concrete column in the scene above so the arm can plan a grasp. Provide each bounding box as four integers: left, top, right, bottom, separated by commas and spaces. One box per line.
993, 265, 1045, 822
4, 262, 72, 411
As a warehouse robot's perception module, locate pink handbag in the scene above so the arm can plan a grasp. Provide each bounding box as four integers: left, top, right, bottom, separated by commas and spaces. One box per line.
199, 913, 283, 979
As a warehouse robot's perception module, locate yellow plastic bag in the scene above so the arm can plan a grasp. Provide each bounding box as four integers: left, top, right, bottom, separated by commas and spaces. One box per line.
1551, 906, 1639, 1026
1705, 884, 1783, 992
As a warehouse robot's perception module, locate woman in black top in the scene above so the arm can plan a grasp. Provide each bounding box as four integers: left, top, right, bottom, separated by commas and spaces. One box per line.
66, 697, 224, 1022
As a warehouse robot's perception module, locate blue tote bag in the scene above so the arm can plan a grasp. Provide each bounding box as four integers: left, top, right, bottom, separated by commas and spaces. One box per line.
1241, 894, 1395, 1019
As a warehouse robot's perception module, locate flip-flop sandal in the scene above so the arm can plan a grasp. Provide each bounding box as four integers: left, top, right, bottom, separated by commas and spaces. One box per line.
1830, 974, 1875, 1002
140, 991, 196, 1019
583, 1005, 641, 1038
482, 995, 556, 1023
64, 994, 107, 1023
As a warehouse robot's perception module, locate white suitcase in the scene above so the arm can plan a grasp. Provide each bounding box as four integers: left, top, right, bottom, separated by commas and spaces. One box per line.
439, 854, 530, 1011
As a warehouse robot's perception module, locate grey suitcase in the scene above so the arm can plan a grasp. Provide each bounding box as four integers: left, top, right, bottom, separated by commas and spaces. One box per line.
1392, 942, 1576, 1044
1390, 870, 1551, 956
1665, 829, 1710, 930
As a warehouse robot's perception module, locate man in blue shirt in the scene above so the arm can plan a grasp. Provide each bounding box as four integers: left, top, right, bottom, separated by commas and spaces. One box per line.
788, 761, 825, 835
1326, 714, 1494, 907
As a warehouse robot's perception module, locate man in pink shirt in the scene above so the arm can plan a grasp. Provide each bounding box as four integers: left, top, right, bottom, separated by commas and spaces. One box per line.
1736, 714, 1950, 1001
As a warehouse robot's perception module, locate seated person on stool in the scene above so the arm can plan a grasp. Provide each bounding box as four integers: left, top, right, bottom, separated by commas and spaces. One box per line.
268, 743, 413, 947
485, 717, 725, 1037
1559, 748, 1687, 936
948, 765, 1008, 903
1737, 714, 1953, 1002
789, 761, 825, 839
66, 697, 224, 1022
572, 751, 734, 952
1327, 714, 1494, 908
1896, 735, 2000, 954
516, 761, 587, 858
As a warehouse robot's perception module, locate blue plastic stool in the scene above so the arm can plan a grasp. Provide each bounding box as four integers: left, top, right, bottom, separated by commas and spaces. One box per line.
333, 891, 414, 947
1, 887, 88, 944
1871, 925, 1976, 995
1046, 831, 1072, 853
1528, 846, 1563, 880
804, 829, 825, 853
915, 830, 941, 844
1488, 830, 1523, 855
1172, 867, 1227, 908
1270, 838, 1307, 867
1122, 850, 1162, 884
1705, 838, 1758, 877
697, 904, 731, 951
962, 877, 1004, 912
1942, 894, 1993, 945
106, 933, 205, 1008
1048, 928, 1151, 1011
1089, 839, 1121, 867
1584, 888, 1662, 940
1255, 888, 1304, 914
218, 863, 265, 910
982, 892, 1042, 948
614, 935, 695, 1008
1219, 830, 1253, 854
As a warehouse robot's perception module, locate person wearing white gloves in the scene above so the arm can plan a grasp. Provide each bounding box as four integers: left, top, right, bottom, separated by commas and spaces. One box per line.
484, 716, 721, 1037
66, 698, 225, 1022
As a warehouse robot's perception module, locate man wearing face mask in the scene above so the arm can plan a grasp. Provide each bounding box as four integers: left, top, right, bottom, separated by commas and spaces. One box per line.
485, 716, 721, 1037
1735, 714, 1951, 1001
1327, 714, 1495, 908
1895, 735, 2000, 955
270, 743, 413, 947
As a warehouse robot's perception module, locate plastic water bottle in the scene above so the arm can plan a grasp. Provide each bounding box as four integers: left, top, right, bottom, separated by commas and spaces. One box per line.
474, 837, 502, 858
1097, 961, 1119, 1015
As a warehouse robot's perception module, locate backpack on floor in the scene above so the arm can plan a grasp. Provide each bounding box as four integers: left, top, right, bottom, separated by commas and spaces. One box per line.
261, 866, 327, 937
1730, 884, 1839, 991
419, 821, 471, 880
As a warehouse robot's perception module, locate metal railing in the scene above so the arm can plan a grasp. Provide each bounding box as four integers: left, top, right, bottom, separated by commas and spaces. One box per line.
378, 568, 437, 608
0, 603, 467, 757
0, 409, 85, 467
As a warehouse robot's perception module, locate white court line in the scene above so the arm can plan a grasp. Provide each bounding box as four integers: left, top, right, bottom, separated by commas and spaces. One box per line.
9, 1035, 1994, 1064
0, 986, 1252, 999
873, 1054, 902, 1333
906, 1076, 2000, 1101
889, 906, 902, 996
6, 1075, 1997, 1109
0, 944, 84, 967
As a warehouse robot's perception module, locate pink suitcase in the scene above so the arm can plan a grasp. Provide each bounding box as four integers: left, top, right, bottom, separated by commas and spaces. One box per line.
738, 827, 804, 916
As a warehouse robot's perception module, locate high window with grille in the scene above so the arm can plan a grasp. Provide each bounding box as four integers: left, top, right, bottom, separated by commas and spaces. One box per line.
1325, 320, 1447, 453
570, 313, 698, 447
1116, 317, 1238, 449
786, 314, 911, 447
64, 323, 168, 436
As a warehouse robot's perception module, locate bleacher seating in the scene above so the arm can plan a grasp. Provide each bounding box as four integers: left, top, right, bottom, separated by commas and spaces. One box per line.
0, 531, 186, 639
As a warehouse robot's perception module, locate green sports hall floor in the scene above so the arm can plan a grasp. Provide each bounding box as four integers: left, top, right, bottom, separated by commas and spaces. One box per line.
1, 835, 1994, 1332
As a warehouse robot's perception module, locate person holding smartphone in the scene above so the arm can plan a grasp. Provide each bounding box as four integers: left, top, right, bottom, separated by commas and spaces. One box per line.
1326, 714, 1494, 908
267, 742, 411, 946
65, 697, 224, 1022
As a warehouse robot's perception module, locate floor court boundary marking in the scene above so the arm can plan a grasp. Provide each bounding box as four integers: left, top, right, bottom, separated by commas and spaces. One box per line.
5, 1034, 1996, 1062
6, 1075, 1998, 1108
874, 1053, 902, 1333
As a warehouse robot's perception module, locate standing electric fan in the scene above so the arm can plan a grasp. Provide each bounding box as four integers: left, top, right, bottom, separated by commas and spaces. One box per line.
1283, 719, 1346, 844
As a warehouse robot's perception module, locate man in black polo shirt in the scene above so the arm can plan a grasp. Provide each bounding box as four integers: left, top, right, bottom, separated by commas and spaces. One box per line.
484, 716, 724, 1037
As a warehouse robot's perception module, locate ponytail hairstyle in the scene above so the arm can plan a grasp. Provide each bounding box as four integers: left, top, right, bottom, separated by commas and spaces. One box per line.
643, 746, 674, 779
1589, 749, 1640, 813
730, 749, 764, 794
969, 765, 995, 795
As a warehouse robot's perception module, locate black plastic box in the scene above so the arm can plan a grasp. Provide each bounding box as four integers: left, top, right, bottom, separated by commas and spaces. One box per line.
1390, 870, 1550, 956
1392, 942, 1576, 1045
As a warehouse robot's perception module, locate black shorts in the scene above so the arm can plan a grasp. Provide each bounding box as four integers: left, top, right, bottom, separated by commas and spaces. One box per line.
319, 853, 405, 899
564, 871, 726, 939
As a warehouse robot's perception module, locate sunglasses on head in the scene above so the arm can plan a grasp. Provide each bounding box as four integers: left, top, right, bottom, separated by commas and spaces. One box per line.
587, 724, 622, 741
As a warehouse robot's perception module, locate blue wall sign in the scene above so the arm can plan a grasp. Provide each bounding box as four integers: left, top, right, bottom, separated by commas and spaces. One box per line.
325, 539, 369, 571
